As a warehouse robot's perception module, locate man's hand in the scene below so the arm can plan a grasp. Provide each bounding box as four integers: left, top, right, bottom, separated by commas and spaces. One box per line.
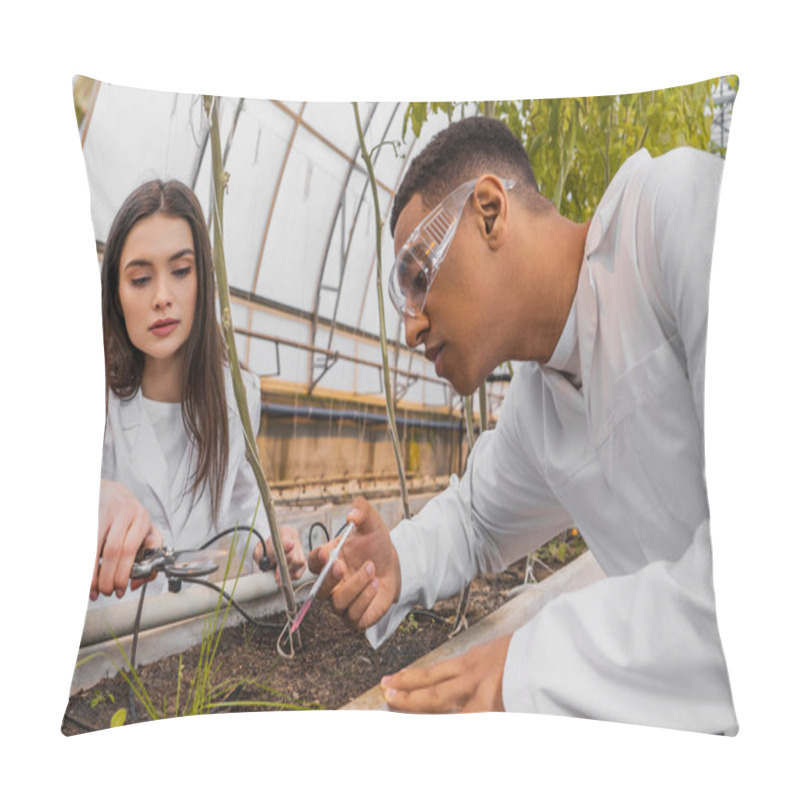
307, 496, 401, 631
253, 525, 307, 584
380, 634, 512, 713
92, 480, 163, 601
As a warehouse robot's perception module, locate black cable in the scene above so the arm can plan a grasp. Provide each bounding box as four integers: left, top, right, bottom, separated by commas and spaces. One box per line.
115, 516, 347, 727
62, 712, 97, 734
177, 575, 287, 630
127, 579, 148, 724
198, 526, 270, 570
408, 608, 449, 625
306, 521, 331, 552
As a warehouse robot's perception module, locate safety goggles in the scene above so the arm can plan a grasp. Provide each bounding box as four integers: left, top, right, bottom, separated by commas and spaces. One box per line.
388, 177, 514, 318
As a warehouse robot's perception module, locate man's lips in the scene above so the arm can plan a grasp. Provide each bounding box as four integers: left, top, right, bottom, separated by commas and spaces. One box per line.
149, 318, 179, 337
425, 344, 445, 376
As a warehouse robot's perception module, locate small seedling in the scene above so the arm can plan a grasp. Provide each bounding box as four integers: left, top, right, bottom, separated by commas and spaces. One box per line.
90, 689, 115, 709
398, 613, 419, 634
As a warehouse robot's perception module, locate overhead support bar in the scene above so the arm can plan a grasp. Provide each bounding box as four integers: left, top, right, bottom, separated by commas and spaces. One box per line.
270, 100, 394, 195
235, 326, 453, 392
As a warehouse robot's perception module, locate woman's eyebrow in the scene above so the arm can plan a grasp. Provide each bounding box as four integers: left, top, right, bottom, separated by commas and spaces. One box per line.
168, 248, 195, 262
123, 248, 195, 270
122, 257, 152, 270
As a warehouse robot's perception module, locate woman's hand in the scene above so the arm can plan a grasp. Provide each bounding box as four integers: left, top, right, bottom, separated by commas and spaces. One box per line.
254, 525, 307, 584
92, 480, 163, 600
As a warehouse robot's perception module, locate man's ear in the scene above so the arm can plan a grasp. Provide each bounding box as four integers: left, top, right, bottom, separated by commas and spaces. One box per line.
473, 175, 510, 249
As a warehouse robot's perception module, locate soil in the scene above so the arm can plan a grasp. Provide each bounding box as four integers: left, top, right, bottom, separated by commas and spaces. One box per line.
62, 548, 581, 735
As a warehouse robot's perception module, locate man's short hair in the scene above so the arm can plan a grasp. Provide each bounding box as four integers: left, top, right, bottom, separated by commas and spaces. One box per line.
390, 115, 544, 236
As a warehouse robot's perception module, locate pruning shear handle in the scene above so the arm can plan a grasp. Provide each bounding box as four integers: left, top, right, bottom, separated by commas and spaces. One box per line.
130, 547, 219, 580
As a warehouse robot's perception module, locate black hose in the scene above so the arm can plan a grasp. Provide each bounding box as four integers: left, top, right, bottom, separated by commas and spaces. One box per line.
198, 526, 270, 570
306, 521, 331, 552
127, 580, 148, 724
177, 576, 287, 630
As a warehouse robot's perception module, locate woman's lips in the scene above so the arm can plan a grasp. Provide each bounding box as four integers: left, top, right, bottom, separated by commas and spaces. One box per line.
150, 319, 179, 337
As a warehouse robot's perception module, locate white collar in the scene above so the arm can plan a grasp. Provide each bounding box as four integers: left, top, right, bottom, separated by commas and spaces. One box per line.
543, 298, 581, 389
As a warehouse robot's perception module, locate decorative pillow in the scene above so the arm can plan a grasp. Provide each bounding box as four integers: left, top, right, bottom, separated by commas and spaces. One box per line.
64, 76, 739, 740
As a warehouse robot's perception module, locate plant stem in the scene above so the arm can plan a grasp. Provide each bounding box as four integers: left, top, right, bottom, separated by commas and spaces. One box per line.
203, 95, 298, 625
478, 383, 488, 434
352, 102, 409, 519
463, 395, 476, 451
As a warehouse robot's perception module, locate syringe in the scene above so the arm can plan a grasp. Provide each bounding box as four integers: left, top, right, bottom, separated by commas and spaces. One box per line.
290, 521, 356, 634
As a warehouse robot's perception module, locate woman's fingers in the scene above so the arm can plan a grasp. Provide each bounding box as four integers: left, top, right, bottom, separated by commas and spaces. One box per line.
93, 481, 163, 600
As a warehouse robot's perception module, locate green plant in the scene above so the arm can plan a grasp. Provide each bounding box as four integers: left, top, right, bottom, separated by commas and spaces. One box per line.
77, 516, 312, 727
202, 94, 298, 630
89, 689, 115, 709
404, 78, 735, 223
398, 613, 419, 634
352, 102, 410, 521
110, 708, 127, 727
536, 529, 587, 567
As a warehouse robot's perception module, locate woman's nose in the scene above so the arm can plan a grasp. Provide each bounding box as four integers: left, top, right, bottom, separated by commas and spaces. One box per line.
153, 275, 172, 309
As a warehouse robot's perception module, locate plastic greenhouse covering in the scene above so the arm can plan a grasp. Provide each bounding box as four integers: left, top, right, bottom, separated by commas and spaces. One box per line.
79, 82, 508, 415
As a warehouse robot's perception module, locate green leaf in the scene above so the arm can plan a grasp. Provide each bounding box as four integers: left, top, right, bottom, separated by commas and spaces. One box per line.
110, 708, 127, 728
402, 79, 733, 225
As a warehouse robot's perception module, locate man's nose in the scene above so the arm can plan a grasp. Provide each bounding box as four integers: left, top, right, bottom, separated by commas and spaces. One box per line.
404, 311, 429, 349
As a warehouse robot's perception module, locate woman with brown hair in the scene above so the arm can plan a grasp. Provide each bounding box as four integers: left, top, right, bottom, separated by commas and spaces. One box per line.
91, 179, 305, 602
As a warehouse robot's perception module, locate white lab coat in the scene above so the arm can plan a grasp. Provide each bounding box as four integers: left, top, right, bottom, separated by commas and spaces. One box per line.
368, 148, 738, 734
101, 366, 268, 597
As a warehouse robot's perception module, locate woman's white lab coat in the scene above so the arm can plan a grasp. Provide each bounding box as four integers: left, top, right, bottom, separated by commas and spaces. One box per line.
101, 367, 267, 572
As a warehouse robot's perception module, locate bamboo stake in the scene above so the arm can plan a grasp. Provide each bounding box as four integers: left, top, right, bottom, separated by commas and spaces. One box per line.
203, 96, 299, 636
478, 383, 489, 434
352, 102, 409, 520
463, 395, 476, 451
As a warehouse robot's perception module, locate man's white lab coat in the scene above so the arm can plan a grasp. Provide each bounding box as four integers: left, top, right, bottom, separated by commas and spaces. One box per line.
368, 148, 738, 734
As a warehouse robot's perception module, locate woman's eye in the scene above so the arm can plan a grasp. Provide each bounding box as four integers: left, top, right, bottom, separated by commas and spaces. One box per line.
130, 276, 150, 288
173, 266, 192, 278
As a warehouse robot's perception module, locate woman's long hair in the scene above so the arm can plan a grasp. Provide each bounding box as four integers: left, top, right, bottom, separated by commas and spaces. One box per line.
101, 179, 230, 523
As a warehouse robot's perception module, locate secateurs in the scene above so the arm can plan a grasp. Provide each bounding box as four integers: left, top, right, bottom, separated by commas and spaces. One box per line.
131, 546, 219, 581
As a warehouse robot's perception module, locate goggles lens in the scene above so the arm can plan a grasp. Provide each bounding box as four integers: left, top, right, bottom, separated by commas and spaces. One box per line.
388, 177, 514, 318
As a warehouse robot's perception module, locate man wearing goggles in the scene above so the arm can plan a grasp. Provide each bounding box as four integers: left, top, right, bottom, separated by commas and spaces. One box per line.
308, 116, 736, 734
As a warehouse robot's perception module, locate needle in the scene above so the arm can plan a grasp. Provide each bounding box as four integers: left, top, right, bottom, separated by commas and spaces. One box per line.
290, 522, 356, 634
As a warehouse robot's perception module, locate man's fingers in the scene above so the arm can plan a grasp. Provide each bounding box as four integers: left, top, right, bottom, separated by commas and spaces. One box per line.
329, 561, 374, 616
344, 571, 380, 629
345, 497, 367, 527
307, 542, 332, 575
381, 657, 468, 712
382, 674, 465, 713
381, 637, 510, 713
385, 658, 462, 692
346, 496, 382, 536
